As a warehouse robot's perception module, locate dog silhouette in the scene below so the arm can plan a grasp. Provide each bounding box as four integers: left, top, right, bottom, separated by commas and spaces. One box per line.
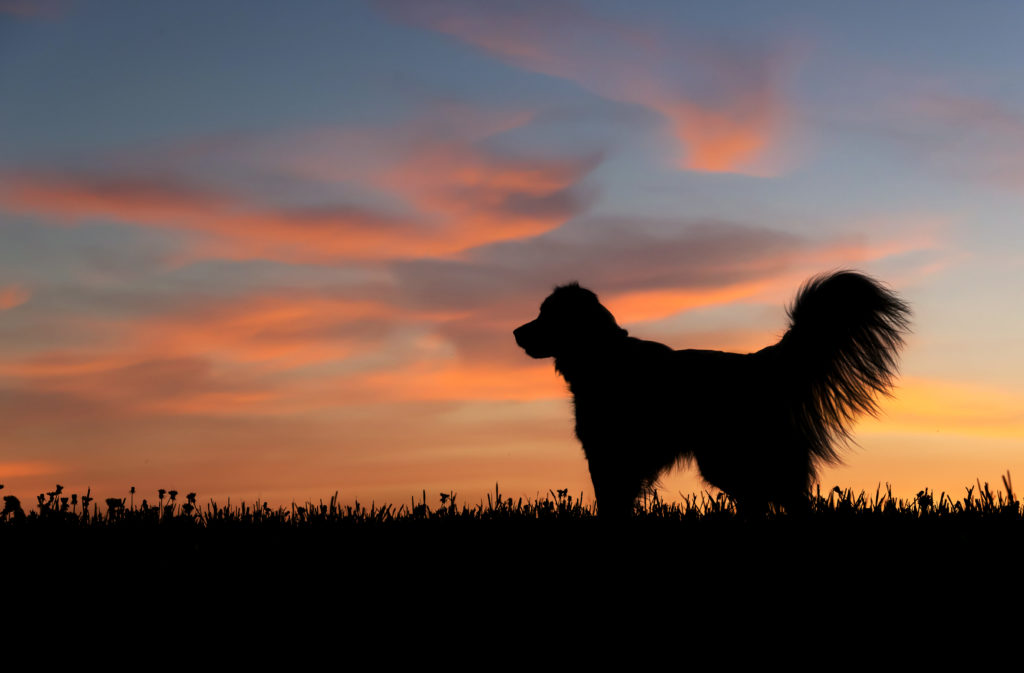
514, 271, 910, 516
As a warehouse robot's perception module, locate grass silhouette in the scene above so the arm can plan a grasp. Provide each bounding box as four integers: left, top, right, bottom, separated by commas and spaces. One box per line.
3, 476, 1021, 613
4, 474, 1021, 528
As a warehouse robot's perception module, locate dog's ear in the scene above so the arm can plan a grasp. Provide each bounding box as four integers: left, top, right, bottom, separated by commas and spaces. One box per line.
549, 285, 626, 336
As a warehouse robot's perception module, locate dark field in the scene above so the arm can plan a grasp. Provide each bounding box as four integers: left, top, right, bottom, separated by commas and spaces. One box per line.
5, 479, 1023, 614
5, 479, 1023, 561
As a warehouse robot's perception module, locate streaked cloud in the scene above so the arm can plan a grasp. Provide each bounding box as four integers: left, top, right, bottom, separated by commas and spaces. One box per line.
0, 172, 409, 262
0, 114, 601, 263
909, 94, 1024, 191
0, 291, 408, 414
0, 172, 486, 263
0, 460, 58, 478
380, 0, 798, 174
393, 217, 943, 319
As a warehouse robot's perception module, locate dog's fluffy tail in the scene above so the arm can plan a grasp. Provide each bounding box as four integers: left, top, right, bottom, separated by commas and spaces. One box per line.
779, 271, 911, 464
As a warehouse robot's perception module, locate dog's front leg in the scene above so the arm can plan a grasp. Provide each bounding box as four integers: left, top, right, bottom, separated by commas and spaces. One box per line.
587, 453, 642, 519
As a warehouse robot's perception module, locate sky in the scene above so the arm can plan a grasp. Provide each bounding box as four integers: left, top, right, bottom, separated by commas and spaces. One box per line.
2, 0, 1024, 508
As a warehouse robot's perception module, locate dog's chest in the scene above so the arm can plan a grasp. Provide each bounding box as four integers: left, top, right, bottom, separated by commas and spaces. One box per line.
569, 378, 679, 446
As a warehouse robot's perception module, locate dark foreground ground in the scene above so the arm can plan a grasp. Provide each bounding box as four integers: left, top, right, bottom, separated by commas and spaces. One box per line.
5, 482, 1024, 603
8, 482, 1020, 657
8, 485, 1016, 654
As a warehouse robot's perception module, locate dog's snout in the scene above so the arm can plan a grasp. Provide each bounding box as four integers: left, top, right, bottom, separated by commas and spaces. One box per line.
515, 319, 551, 358
513, 322, 530, 348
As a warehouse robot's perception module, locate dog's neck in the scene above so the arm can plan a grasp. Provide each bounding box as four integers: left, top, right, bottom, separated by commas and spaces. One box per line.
553, 354, 583, 384
554, 332, 629, 387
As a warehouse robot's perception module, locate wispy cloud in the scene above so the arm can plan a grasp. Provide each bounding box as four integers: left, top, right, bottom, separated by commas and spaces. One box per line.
0, 460, 58, 478
393, 216, 943, 317
0, 112, 601, 263
908, 94, 1024, 191
380, 0, 798, 174
0, 285, 472, 419
349, 361, 565, 403
0, 0, 67, 18
0, 173, 428, 263
2, 291, 411, 375
0, 208, 945, 425
0, 284, 30, 310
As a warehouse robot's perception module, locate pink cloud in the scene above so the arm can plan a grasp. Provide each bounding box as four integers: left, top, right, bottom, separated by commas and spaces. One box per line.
354, 361, 565, 403
0, 115, 599, 263
0, 213, 943, 420
0, 288, 478, 419
0, 174, 422, 263
0, 284, 30, 310
1, 291, 416, 375
0, 278, 561, 425
605, 229, 940, 323
380, 143, 600, 244
657, 95, 785, 174
381, 0, 798, 174
224, 108, 603, 250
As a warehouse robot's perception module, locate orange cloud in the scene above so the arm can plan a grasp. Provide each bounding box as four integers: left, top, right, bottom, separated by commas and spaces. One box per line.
1, 353, 280, 418
1, 312, 562, 420
244, 110, 601, 253
0, 130, 598, 263
604, 231, 940, 324
607, 279, 779, 324
0, 174, 427, 263
1, 210, 943, 422
659, 96, 783, 173
0, 355, 563, 425
0, 461, 58, 477
357, 360, 565, 403
0, 353, 134, 378
0, 284, 30, 310
383, 143, 600, 244
383, 0, 797, 174
0, 288, 488, 419
2, 292, 425, 377
0, 104, 600, 264
126, 295, 404, 367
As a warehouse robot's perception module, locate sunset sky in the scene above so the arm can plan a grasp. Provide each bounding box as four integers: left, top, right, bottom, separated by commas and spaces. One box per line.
3, 1, 1024, 507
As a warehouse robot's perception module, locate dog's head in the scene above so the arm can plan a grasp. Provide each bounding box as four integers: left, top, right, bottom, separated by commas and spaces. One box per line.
514, 283, 627, 359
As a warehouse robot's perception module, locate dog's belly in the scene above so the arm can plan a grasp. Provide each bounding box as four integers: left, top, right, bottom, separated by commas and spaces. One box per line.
688, 393, 811, 502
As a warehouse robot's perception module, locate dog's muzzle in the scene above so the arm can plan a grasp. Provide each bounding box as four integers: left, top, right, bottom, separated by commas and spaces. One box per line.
514, 320, 550, 359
